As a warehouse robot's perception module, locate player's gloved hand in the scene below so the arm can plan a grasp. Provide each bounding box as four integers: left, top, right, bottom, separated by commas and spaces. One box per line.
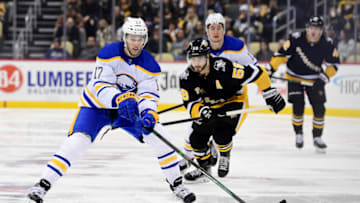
265, 64, 275, 78
313, 73, 329, 90
115, 92, 139, 122
199, 106, 213, 120
263, 88, 286, 114
141, 109, 159, 135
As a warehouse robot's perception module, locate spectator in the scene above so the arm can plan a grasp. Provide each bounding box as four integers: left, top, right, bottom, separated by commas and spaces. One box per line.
66, 0, 81, 11
146, 25, 169, 55
188, 21, 206, 41
45, 38, 71, 59
78, 36, 99, 59
55, 17, 80, 43
184, 6, 199, 35
255, 40, 273, 61
130, 0, 153, 21
337, 29, 356, 62
233, 4, 257, 41
96, 18, 112, 48
226, 30, 234, 37
83, 15, 97, 38
171, 29, 187, 60
81, 0, 101, 20
55, 6, 83, 28
0, 1, 5, 40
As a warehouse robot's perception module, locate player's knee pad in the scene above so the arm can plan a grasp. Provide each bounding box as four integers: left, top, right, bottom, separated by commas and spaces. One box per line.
213, 127, 234, 145
311, 102, 325, 118
292, 102, 305, 116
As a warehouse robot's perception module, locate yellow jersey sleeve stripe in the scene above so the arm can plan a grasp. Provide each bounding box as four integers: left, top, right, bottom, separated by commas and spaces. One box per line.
253, 66, 271, 91
96, 56, 124, 63
135, 65, 161, 76
190, 102, 203, 118
325, 66, 337, 78
85, 86, 105, 108
95, 83, 111, 93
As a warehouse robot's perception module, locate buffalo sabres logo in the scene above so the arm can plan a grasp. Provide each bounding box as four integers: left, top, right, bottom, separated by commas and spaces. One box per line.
214, 59, 226, 72
116, 74, 137, 92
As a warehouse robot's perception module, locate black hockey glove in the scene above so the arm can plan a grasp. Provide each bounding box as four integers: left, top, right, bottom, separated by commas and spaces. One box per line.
313, 73, 329, 90
199, 106, 213, 120
263, 88, 286, 114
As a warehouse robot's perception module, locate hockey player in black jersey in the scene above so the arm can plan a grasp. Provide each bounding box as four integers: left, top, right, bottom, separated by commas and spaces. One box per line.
268, 16, 340, 152
180, 38, 285, 182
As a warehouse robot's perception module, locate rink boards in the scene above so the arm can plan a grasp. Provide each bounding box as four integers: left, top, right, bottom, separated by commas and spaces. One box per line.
0, 60, 359, 117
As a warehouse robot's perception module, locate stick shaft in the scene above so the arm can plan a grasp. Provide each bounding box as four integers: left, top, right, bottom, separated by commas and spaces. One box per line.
158, 104, 184, 114
271, 76, 313, 86
162, 106, 271, 126
151, 129, 246, 203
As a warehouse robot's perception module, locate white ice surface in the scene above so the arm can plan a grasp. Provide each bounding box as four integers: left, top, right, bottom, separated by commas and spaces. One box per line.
0, 108, 359, 203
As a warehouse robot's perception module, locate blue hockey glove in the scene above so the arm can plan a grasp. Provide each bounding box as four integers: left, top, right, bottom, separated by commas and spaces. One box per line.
263, 88, 286, 114
141, 109, 159, 135
115, 92, 139, 122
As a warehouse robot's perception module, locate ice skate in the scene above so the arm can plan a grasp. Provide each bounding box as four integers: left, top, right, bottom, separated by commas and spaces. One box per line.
218, 156, 230, 177
295, 133, 304, 149
314, 137, 327, 153
179, 158, 192, 173
170, 177, 196, 203
184, 167, 210, 183
27, 179, 51, 203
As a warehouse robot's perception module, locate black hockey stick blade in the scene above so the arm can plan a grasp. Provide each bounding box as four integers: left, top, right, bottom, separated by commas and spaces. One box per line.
150, 128, 246, 203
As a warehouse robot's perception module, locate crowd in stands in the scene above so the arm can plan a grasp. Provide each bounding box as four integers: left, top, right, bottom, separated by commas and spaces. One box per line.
0, 0, 359, 61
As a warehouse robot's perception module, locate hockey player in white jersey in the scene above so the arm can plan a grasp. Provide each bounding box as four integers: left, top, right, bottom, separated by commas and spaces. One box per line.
179, 13, 259, 178
27, 17, 195, 203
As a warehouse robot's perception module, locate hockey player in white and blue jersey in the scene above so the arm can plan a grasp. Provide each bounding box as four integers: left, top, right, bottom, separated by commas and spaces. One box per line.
179, 13, 260, 178
27, 17, 195, 203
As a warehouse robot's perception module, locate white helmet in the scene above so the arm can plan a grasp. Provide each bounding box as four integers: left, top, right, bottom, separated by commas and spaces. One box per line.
122, 17, 148, 48
205, 13, 225, 33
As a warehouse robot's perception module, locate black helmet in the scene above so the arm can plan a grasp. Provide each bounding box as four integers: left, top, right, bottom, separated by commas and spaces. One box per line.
307, 16, 324, 28
187, 38, 210, 58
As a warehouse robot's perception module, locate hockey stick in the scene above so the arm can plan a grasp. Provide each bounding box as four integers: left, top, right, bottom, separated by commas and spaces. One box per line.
162, 105, 271, 126
158, 104, 184, 114
271, 76, 313, 86
149, 128, 246, 203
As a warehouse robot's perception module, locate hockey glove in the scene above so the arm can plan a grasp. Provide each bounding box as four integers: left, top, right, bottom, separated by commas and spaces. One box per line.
313, 73, 329, 90
115, 92, 139, 123
265, 64, 275, 78
199, 106, 213, 120
263, 88, 286, 114
141, 109, 159, 135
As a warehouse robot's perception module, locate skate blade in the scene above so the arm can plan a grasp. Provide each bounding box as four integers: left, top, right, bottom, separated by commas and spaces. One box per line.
315, 147, 326, 153
184, 177, 209, 184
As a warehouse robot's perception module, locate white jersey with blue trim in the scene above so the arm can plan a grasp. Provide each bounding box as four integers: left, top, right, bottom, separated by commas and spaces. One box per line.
78, 41, 161, 114
209, 35, 257, 65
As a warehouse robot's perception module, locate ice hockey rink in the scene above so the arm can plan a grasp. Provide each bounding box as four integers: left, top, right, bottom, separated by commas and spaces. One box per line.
0, 108, 359, 203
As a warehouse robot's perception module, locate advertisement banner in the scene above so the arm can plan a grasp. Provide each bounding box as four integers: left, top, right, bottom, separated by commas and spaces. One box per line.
0, 60, 359, 117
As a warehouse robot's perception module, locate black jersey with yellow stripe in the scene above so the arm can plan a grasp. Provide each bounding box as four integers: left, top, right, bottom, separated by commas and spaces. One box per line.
180, 55, 270, 117
270, 31, 340, 82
